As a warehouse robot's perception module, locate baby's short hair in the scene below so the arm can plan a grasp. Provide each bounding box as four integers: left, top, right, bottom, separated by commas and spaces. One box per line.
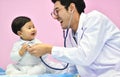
11, 16, 31, 35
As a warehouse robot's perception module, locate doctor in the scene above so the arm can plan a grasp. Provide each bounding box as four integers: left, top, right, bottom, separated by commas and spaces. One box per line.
28, 0, 120, 77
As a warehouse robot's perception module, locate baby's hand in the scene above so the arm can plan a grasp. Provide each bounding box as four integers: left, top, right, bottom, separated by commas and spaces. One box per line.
19, 44, 29, 56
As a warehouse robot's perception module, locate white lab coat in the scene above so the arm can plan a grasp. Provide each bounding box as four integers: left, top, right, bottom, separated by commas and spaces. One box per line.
52, 10, 120, 77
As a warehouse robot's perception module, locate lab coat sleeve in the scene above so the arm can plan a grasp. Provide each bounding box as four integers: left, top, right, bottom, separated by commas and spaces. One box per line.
52, 12, 112, 66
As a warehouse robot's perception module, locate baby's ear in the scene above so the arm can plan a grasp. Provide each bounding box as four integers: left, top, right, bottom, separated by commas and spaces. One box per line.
17, 31, 22, 36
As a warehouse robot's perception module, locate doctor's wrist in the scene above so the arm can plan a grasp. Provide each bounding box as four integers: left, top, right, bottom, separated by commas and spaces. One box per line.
45, 44, 52, 54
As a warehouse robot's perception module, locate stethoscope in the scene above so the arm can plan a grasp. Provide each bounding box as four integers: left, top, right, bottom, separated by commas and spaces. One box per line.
39, 29, 69, 70
40, 10, 74, 70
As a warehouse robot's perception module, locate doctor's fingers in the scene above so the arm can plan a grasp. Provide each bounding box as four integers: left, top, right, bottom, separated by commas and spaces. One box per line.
29, 51, 41, 57
27, 46, 37, 54
29, 49, 43, 57
27, 46, 41, 57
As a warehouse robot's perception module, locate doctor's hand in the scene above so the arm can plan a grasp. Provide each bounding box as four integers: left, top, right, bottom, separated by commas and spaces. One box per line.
27, 43, 52, 57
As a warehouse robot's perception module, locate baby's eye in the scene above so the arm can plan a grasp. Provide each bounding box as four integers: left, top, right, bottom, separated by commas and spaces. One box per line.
28, 27, 32, 29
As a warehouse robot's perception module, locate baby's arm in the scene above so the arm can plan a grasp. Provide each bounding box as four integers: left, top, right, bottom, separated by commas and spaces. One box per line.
19, 44, 29, 56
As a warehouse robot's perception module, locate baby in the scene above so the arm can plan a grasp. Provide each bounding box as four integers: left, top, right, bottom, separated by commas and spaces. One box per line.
6, 16, 46, 75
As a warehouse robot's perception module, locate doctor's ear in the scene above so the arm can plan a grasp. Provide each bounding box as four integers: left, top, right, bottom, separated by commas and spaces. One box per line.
69, 3, 75, 13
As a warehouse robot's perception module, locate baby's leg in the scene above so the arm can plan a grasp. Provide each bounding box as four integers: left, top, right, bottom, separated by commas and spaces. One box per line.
6, 64, 26, 75
27, 64, 46, 75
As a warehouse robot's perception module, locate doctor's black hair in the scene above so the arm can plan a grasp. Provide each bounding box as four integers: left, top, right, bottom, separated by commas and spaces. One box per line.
51, 0, 86, 14
11, 16, 31, 35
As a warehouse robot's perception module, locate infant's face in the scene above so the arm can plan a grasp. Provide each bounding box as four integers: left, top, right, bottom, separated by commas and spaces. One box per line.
19, 21, 37, 41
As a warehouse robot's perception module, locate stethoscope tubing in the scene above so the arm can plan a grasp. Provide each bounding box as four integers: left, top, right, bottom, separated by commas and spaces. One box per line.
40, 56, 69, 70
40, 29, 69, 70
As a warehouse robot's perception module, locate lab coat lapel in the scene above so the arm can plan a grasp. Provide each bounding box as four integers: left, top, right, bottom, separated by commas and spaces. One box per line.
66, 29, 77, 47
77, 12, 86, 45
66, 13, 86, 47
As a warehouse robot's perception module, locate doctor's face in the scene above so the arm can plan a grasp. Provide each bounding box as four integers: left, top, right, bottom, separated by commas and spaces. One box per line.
51, 1, 71, 29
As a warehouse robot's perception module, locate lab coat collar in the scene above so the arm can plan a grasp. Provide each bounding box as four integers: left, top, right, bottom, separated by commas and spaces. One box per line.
66, 12, 87, 47
67, 29, 78, 47
77, 12, 87, 45
77, 12, 86, 35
